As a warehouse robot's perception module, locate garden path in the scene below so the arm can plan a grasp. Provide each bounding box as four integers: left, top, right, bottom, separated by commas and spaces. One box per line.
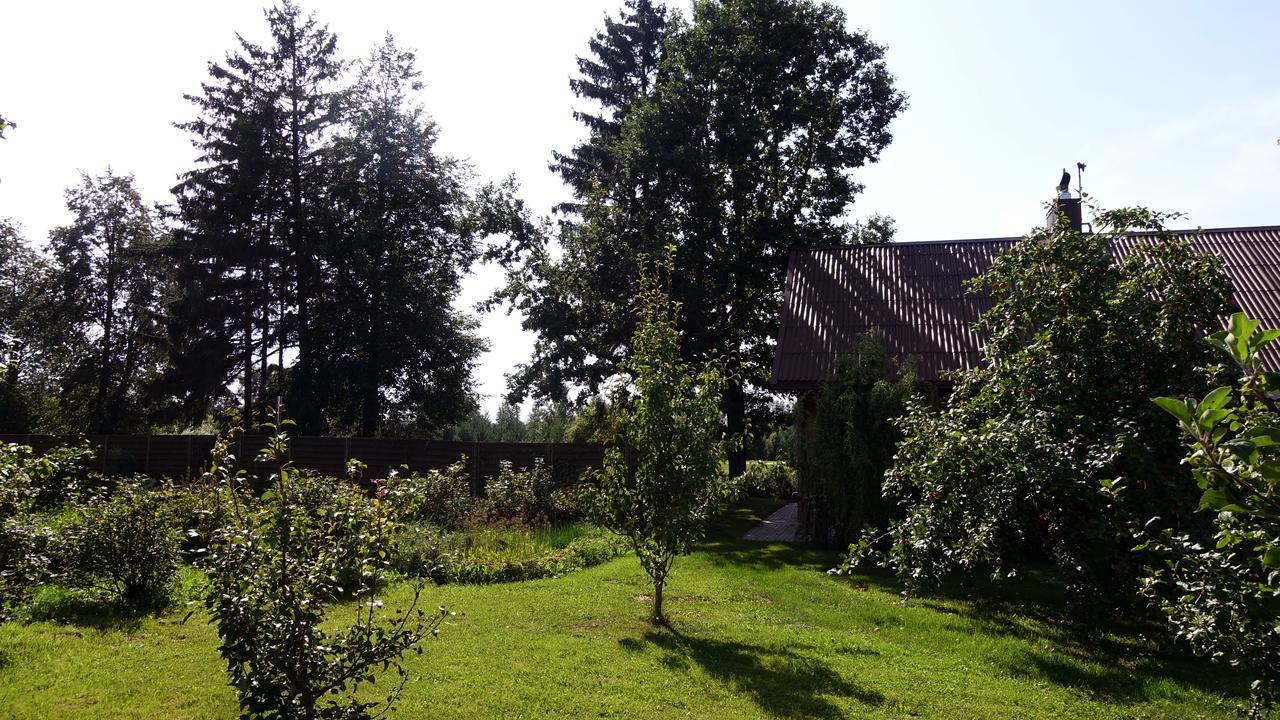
743, 502, 799, 542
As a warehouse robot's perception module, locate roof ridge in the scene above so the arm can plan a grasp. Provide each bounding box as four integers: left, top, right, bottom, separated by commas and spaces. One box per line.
791, 224, 1280, 254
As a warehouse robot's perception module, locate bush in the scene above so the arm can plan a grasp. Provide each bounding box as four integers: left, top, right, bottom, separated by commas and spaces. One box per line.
60, 481, 179, 607
20, 443, 101, 510
164, 478, 235, 563
740, 460, 797, 499
393, 523, 626, 584
482, 459, 557, 525
1147, 313, 1280, 718
0, 515, 54, 619
260, 469, 392, 599
794, 335, 919, 547
205, 427, 443, 720
381, 458, 474, 530
0, 442, 101, 512
847, 206, 1233, 608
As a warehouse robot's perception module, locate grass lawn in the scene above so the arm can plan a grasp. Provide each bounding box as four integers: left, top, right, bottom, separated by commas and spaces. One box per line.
0, 499, 1243, 719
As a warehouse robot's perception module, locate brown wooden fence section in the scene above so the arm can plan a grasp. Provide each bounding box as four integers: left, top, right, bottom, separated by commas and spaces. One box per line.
0, 434, 607, 494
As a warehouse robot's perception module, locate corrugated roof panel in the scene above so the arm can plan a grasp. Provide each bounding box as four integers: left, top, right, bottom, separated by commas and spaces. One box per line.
771, 226, 1280, 390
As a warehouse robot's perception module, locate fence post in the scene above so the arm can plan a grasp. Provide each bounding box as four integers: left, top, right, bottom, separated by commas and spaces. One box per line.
145, 434, 152, 476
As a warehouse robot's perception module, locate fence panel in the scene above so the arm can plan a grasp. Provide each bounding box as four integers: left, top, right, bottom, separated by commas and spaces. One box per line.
0, 434, 607, 494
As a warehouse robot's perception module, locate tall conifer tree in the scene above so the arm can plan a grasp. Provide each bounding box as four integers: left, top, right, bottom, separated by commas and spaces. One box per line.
166, 1, 340, 430
319, 36, 482, 436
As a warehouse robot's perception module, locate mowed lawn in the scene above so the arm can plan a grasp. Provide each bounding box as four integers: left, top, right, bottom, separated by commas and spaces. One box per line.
0, 500, 1243, 719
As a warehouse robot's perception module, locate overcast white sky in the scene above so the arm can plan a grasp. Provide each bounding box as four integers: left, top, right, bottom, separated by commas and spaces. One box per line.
2, 1, 1278, 416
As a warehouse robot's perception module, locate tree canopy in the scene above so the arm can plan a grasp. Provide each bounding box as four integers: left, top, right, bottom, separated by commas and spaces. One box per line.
492, 0, 906, 474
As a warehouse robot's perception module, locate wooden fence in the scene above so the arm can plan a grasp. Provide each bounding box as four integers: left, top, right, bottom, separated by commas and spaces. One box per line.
0, 434, 607, 495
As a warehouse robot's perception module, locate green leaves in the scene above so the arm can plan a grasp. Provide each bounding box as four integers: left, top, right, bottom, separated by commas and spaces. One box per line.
1153, 396, 1193, 425
204, 425, 438, 719
1152, 311, 1280, 715
592, 253, 728, 622
1208, 311, 1280, 369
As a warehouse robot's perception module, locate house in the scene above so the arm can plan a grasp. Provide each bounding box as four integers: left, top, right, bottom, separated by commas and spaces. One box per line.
770, 198, 1280, 393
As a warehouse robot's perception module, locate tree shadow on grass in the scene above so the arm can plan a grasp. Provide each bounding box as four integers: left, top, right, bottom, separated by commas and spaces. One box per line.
620, 627, 883, 719
846, 571, 1246, 704
698, 536, 840, 574
23, 588, 154, 633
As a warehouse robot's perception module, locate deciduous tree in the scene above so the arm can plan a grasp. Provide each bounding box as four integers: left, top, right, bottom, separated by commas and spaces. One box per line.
45, 171, 166, 433
592, 253, 729, 623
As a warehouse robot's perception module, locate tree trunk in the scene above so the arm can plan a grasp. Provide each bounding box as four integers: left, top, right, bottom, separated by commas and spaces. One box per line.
243, 268, 255, 430
724, 377, 747, 479
653, 576, 664, 624
94, 222, 118, 433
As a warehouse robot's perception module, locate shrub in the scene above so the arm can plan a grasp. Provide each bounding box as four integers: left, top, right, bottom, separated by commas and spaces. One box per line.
482, 459, 558, 525
23, 443, 101, 510
60, 481, 179, 607
1148, 313, 1280, 718
381, 458, 474, 530
260, 469, 392, 599
0, 516, 54, 619
592, 253, 730, 623
794, 335, 918, 547
393, 523, 626, 584
853, 205, 1232, 607
205, 427, 444, 720
0, 441, 100, 511
164, 477, 234, 563
739, 460, 797, 499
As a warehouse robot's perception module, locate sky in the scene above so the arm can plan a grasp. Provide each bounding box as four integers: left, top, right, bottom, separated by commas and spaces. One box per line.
2, 1, 1278, 416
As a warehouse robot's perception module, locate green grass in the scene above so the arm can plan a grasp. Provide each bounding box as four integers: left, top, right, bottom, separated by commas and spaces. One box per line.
0, 499, 1243, 719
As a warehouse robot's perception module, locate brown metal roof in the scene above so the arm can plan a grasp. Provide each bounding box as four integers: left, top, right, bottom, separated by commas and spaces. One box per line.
770, 226, 1280, 391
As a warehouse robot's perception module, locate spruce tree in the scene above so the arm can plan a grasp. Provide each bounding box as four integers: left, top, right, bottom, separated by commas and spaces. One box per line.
167, 0, 340, 431
319, 36, 482, 436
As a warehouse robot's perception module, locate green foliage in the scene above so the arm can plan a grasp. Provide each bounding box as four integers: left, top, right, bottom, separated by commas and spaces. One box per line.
739, 460, 797, 499
859, 205, 1233, 606
59, 481, 179, 607
482, 459, 558, 526
0, 507, 53, 621
1149, 312, 1280, 718
491, 0, 906, 476
258, 469, 393, 600
381, 458, 475, 530
19, 443, 100, 511
0, 441, 101, 616
44, 171, 167, 434
591, 256, 730, 622
563, 397, 620, 444
0, 219, 57, 432
204, 425, 445, 720
317, 35, 484, 437
392, 523, 627, 585
163, 476, 234, 563
166, 2, 344, 432
794, 335, 919, 547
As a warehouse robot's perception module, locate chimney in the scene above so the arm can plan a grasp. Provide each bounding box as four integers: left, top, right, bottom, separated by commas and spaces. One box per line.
1046, 196, 1082, 234
1046, 165, 1083, 234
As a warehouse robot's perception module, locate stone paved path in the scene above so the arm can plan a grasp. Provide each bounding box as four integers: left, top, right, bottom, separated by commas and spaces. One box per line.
743, 502, 799, 542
